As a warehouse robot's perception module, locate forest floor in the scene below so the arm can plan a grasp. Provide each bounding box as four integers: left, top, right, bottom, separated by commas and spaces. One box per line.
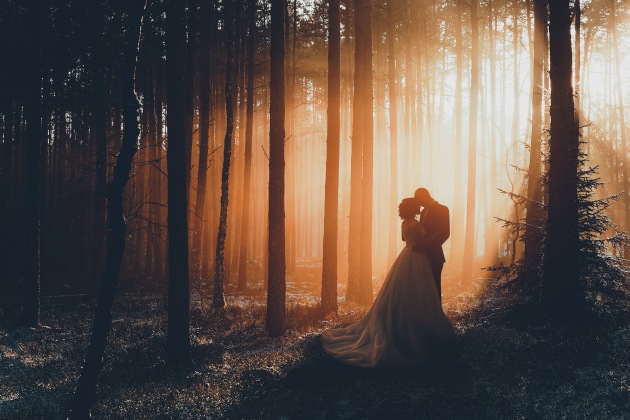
2, 265, 630, 419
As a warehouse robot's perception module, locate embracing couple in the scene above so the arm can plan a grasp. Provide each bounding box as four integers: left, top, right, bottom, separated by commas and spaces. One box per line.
322, 188, 454, 368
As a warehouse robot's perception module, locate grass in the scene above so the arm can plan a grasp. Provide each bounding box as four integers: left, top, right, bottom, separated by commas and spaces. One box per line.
1, 275, 630, 419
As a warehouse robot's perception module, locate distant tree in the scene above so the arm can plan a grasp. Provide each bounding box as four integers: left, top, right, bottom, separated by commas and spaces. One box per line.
69, 1, 147, 417
346, 0, 373, 306
88, 0, 108, 297
192, 0, 212, 283
237, 0, 257, 292
386, 0, 398, 269
267, 0, 286, 337
214, 0, 236, 308
451, 0, 465, 269
166, 0, 191, 364
358, 0, 374, 305
321, 0, 341, 315
610, 0, 629, 258
462, 0, 480, 282
21, 0, 44, 327
542, 0, 580, 311
184, 0, 199, 194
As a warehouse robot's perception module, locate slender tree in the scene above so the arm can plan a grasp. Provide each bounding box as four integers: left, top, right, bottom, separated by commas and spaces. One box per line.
346, 0, 373, 305
267, 0, 286, 337
358, 0, 374, 305
542, 0, 580, 311
237, 0, 257, 292
214, 0, 236, 308
192, 0, 212, 283
69, 2, 147, 416
451, 0, 465, 268
166, 0, 191, 364
462, 0, 479, 282
611, 0, 629, 257
21, 0, 44, 327
89, 0, 108, 297
322, 0, 341, 315
386, 0, 399, 269
524, 0, 546, 268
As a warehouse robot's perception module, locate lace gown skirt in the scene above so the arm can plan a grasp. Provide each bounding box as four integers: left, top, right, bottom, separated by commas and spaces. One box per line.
322, 247, 454, 368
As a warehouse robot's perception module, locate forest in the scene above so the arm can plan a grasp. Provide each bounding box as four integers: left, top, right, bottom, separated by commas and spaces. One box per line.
2, 0, 630, 418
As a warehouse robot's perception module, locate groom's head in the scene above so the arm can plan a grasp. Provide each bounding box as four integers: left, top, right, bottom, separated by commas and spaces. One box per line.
414, 188, 432, 208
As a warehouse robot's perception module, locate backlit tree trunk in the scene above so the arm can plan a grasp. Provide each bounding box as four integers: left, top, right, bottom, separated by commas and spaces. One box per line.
542, 0, 580, 311
192, 0, 212, 283
322, 0, 341, 315
69, 2, 146, 416
524, 0, 546, 268
214, 0, 236, 308
462, 0, 479, 282
237, 0, 257, 292
611, 0, 629, 258
386, 0, 398, 269
267, 0, 286, 337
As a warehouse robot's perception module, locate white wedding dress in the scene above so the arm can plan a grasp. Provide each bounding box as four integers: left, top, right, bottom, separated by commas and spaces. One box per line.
322, 219, 455, 368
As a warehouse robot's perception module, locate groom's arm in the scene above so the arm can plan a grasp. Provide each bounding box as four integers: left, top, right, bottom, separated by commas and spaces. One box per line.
412, 206, 450, 252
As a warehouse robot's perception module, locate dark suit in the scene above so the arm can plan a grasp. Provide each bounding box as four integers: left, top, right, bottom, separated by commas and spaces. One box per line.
420, 201, 450, 300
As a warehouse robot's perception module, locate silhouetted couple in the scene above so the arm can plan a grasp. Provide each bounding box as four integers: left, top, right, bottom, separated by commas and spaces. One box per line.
322, 188, 454, 368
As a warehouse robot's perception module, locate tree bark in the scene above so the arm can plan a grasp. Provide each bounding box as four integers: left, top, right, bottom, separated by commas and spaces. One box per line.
322, 0, 340, 315
451, 0, 465, 268
22, 0, 44, 327
237, 0, 257, 292
358, 0, 374, 305
524, 0, 546, 268
166, 0, 191, 364
69, 2, 146, 416
213, 0, 236, 308
611, 0, 629, 258
462, 0, 479, 282
347, 0, 373, 305
386, 0, 398, 270
89, 0, 108, 297
542, 0, 580, 311
192, 0, 212, 283
267, 0, 286, 337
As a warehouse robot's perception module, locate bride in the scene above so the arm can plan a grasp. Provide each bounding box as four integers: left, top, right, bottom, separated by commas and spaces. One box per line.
322, 198, 455, 368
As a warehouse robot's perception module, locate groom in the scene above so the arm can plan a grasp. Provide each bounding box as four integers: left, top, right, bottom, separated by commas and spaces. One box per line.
413, 188, 450, 301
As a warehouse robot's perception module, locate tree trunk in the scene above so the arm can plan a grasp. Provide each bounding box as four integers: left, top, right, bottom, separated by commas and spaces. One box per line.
89, 0, 108, 297
487, 0, 499, 261
192, 0, 212, 283
347, 0, 364, 304
386, 0, 398, 269
512, 0, 520, 167
462, 0, 479, 282
322, 0, 340, 315
237, 0, 257, 292
542, 0, 580, 311
574, 0, 580, 121
22, 0, 44, 327
524, 0, 546, 269
69, 2, 146, 416
184, 0, 198, 195
213, 0, 236, 308
611, 0, 629, 258
451, 0, 465, 269
347, 0, 373, 305
267, 0, 286, 337
358, 0, 374, 305
166, 0, 191, 364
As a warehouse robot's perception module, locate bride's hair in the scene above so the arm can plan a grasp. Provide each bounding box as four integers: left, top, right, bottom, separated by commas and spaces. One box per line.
398, 198, 419, 220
